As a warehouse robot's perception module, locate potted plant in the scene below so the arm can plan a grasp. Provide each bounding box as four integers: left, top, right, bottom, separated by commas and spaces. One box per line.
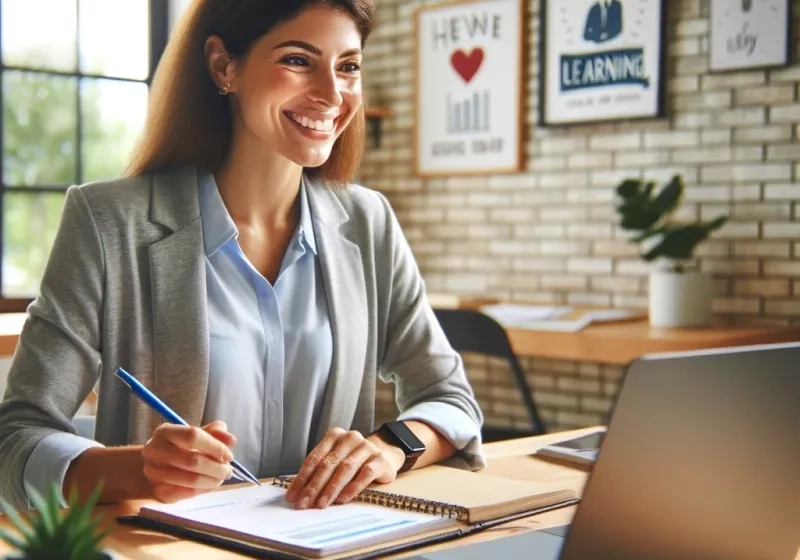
615, 175, 727, 328
0, 482, 113, 560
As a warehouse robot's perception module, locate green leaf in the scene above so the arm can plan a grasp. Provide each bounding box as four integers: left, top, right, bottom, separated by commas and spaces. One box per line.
68, 532, 95, 560
60, 507, 87, 555
0, 496, 34, 541
615, 178, 642, 199
643, 225, 711, 261
86, 520, 110, 554
3, 480, 108, 559
649, 175, 683, 221
83, 479, 105, 512
26, 489, 59, 548
27, 486, 58, 535
639, 181, 655, 202
62, 490, 88, 530
46, 482, 66, 528
61, 497, 103, 559
619, 207, 661, 230
631, 225, 664, 243
704, 215, 728, 231
0, 526, 26, 550
615, 174, 730, 262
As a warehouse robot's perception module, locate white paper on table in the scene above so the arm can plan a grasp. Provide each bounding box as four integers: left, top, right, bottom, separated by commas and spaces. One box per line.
480, 304, 572, 326
141, 485, 454, 557
480, 305, 639, 332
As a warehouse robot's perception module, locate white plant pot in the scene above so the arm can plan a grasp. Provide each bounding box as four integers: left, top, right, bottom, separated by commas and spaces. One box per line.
648, 269, 712, 328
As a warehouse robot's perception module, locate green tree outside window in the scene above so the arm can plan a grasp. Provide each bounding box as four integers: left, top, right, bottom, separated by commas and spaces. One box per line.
2, 55, 147, 296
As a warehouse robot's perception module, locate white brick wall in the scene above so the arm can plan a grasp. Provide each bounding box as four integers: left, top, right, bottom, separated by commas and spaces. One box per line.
364, 0, 800, 431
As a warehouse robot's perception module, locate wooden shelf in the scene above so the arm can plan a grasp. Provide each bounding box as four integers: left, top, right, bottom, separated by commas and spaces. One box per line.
364, 106, 391, 148
365, 107, 392, 118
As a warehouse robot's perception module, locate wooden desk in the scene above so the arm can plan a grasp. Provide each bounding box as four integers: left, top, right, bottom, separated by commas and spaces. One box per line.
0, 313, 25, 357
504, 320, 800, 365
428, 295, 800, 365
0, 429, 595, 560
2, 428, 796, 559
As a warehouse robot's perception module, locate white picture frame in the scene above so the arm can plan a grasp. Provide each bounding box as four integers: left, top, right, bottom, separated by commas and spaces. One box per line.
709, 0, 791, 72
539, 0, 666, 126
414, 0, 525, 177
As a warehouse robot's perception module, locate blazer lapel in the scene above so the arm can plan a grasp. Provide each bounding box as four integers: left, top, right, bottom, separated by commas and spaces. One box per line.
138, 168, 209, 439
306, 178, 368, 443
137, 170, 367, 443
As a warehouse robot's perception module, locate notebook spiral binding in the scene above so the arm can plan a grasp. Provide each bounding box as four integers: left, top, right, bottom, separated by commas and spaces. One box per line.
271, 477, 470, 522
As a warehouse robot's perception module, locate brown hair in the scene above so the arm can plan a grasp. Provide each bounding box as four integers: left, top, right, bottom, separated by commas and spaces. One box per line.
126, 0, 375, 186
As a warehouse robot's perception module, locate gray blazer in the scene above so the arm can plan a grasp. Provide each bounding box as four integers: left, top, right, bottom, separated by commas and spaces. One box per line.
0, 167, 485, 508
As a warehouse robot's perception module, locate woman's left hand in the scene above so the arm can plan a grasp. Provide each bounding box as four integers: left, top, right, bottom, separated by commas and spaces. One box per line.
284, 427, 406, 509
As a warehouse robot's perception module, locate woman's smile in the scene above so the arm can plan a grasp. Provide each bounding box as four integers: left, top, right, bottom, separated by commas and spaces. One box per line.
284, 110, 339, 139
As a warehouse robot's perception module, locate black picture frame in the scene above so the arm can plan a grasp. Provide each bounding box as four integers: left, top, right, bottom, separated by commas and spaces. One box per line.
538, 0, 667, 127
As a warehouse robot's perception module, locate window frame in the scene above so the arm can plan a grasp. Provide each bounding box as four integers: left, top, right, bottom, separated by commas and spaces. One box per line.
0, 0, 169, 312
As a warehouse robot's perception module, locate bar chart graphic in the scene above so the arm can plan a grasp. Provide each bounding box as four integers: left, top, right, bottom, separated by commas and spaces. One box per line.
415, 0, 522, 174
446, 90, 491, 133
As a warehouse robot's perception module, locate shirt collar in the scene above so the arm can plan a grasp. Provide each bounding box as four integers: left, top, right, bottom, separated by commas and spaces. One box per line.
198, 172, 236, 257
297, 176, 318, 255
198, 172, 317, 257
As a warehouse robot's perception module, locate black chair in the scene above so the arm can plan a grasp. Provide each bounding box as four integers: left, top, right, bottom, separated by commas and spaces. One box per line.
433, 308, 546, 441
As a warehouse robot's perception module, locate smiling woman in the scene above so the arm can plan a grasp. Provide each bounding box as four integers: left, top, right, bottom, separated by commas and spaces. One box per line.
0, 0, 486, 514
127, 0, 371, 185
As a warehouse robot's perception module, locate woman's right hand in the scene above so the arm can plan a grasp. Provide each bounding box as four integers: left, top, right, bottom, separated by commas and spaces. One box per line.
141, 420, 237, 503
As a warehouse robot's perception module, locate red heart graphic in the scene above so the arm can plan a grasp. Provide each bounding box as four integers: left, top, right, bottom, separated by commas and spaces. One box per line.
450, 48, 484, 84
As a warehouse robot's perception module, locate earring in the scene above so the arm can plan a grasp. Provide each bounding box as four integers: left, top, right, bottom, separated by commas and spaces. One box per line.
218, 82, 231, 96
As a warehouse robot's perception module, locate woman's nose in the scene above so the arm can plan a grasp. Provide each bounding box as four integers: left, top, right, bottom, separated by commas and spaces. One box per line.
308, 69, 344, 107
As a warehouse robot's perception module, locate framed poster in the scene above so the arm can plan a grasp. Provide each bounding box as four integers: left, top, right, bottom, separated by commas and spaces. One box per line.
414, 0, 524, 177
539, 0, 666, 126
709, 0, 791, 72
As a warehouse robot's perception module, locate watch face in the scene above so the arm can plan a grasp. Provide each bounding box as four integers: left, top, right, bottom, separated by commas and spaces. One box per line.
386, 421, 426, 455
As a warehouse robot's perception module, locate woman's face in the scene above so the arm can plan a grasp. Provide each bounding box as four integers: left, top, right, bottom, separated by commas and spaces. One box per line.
220, 4, 363, 167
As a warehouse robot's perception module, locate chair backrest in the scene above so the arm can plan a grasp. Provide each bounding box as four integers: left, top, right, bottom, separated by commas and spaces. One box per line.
433, 308, 546, 435
432, 308, 517, 361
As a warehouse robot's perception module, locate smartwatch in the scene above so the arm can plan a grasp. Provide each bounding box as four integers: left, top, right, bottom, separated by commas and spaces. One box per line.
374, 421, 426, 473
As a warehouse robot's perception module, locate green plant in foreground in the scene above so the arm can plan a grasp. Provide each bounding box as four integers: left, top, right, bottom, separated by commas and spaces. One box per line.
0, 482, 108, 560
615, 175, 727, 272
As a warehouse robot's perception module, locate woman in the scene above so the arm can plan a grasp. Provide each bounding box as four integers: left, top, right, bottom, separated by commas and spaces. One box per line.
0, 0, 485, 511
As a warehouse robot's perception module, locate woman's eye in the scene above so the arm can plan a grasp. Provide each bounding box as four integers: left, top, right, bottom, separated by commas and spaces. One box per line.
281, 54, 309, 67
340, 61, 361, 73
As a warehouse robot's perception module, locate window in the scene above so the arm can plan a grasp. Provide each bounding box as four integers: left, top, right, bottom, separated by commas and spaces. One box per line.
0, 0, 168, 309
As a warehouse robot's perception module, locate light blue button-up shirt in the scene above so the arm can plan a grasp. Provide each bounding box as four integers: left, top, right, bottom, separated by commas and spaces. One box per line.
23, 174, 477, 502
199, 172, 333, 477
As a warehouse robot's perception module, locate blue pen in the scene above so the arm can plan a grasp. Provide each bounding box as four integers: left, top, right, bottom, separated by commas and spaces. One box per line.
115, 367, 261, 486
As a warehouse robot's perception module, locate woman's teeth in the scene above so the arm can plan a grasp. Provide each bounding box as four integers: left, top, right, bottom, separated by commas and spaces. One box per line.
287, 111, 335, 132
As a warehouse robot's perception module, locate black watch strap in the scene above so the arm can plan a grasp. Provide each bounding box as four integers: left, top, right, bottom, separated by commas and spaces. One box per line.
374, 421, 426, 473
398, 454, 418, 473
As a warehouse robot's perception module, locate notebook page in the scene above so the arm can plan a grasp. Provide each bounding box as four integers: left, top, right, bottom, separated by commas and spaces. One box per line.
141, 485, 454, 555
367, 465, 576, 522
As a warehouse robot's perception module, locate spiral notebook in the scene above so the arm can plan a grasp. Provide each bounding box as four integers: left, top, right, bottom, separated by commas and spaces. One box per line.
132, 466, 577, 559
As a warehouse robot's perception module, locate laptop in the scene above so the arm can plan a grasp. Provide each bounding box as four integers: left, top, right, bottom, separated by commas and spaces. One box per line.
408, 342, 800, 560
